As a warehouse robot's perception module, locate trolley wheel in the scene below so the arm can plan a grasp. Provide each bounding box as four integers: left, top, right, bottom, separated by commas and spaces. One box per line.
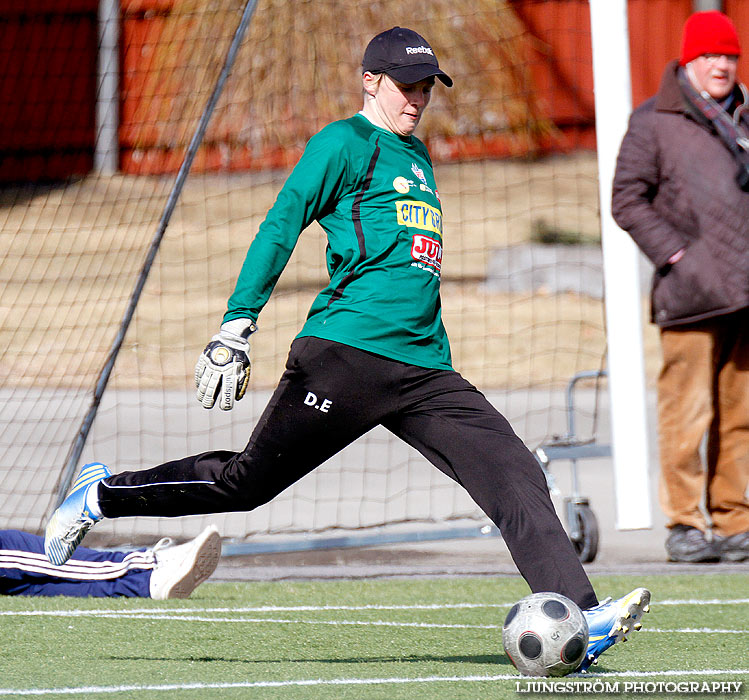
569, 503, 599, 563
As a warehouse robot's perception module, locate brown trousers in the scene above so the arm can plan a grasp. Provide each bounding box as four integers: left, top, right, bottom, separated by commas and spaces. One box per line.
657, 309, 749, 536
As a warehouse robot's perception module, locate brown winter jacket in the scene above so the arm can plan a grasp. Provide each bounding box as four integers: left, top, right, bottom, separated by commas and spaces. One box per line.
612, 59, 749, 328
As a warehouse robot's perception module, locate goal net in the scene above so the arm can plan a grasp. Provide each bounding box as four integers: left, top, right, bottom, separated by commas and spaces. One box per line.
1, 0, 615, 548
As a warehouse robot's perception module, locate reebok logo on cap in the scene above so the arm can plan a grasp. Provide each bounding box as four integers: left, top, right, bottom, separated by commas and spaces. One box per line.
406, 46, 434, 56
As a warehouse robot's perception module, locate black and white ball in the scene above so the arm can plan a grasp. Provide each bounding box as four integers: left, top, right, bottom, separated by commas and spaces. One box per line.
502, 592, 589, 677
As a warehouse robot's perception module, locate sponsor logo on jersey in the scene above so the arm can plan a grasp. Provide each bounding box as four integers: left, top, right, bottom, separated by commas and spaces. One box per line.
396, 200, 443, 235
393, 176, 412, 194
406, 46, 434, 56
411, 163, 428, 185
411, 234, 442, 271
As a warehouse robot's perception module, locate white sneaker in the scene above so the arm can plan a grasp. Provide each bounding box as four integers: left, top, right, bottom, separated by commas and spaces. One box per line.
148, 526, 221, 600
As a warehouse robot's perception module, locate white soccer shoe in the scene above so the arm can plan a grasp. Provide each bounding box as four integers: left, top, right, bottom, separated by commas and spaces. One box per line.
149, 525, 221, 600
45, 462, 111, 566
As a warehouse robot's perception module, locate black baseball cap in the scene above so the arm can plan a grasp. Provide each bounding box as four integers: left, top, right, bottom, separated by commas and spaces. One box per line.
362, 27, 453, 87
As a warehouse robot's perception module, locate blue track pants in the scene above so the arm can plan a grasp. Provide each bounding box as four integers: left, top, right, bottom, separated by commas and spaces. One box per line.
0, 529, 153, 597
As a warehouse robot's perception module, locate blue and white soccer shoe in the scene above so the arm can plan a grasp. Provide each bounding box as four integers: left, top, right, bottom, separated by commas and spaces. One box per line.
45, 462, 110, 566
579, 587, 651, 672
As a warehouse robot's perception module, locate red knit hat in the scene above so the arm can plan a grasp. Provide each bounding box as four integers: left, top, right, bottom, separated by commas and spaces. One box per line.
680, 11, 741, 66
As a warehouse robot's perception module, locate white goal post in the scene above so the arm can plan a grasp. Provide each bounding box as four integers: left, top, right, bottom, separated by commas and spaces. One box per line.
590, 0, 652, 530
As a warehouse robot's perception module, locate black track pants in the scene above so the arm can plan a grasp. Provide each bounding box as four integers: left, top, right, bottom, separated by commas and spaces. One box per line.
100, 337, 597, 608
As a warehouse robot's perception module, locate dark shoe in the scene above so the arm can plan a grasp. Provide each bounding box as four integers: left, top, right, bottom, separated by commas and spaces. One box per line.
716, 531, 749, 562
665, 525, 720, 563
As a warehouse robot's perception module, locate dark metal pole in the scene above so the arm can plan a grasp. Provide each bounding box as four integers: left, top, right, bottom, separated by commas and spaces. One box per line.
52, 0, 261, 510
692, 0, 723, 11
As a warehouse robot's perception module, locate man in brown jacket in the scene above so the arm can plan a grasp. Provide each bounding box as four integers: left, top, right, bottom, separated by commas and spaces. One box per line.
612, 10, 749, 563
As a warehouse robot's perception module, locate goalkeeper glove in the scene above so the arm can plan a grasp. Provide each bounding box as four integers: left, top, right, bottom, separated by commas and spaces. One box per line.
195, 318, 256, 410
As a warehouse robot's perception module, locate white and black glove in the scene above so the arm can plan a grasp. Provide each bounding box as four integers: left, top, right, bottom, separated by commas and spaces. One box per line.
195, 318, 256, 410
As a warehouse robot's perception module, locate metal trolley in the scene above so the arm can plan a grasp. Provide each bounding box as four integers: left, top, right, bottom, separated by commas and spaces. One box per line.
533, 370, 611, 563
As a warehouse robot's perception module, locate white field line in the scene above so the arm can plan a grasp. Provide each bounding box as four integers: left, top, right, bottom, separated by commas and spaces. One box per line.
3, 609, 746, 634
48, 613, 500, 629
0, 603, 501, 617
657, 598, 749, 606
0, 598, 747, 634
1, 597, 748, 618
1, 669, 748, 697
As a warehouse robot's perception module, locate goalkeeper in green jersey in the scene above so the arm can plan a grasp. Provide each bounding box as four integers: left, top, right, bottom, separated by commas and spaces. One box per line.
46, 26, 650, 671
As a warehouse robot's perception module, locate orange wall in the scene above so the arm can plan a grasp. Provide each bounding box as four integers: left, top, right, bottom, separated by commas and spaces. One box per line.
511, 0, 694, 139
512, 0, 595, 146
121, 0, 741, 173
3, 1, 749, 180
0, 1, 98, 181
628, 0, 692, 106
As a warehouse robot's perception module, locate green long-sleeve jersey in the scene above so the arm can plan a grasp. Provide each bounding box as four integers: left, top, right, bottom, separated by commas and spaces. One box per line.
224, 113, 452, 371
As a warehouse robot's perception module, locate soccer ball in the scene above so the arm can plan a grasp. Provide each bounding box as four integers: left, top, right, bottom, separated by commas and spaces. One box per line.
502, 592, 589, 677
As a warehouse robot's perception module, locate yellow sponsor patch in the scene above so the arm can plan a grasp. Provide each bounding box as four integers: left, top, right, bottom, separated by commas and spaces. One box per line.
396, 200, 442, 236
393, 176, 411, 194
